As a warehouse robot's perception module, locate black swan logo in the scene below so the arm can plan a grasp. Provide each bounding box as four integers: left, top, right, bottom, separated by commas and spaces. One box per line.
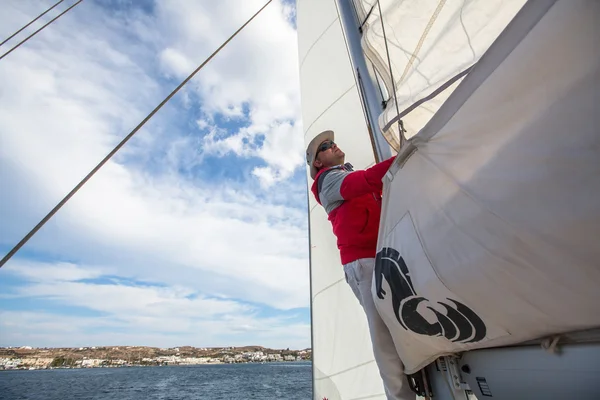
375, 247, 487, 343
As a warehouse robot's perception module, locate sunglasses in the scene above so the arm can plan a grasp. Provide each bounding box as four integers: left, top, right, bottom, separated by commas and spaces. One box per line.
316, 140, 335, 156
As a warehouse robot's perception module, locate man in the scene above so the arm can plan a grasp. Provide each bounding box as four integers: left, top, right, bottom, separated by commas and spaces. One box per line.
306, 130, 414, 400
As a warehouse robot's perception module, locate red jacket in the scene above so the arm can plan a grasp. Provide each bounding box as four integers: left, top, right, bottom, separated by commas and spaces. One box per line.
311, 157, 396, 265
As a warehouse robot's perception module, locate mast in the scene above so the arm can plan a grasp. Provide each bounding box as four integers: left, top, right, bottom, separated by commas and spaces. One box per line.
334, 0, 391, 163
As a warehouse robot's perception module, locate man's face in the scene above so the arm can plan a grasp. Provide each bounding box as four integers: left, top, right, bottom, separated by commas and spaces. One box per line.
313, 140, 345, 170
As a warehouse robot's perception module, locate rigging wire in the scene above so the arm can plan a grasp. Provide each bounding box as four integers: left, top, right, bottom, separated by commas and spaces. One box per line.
376, 0, 406, 148
0, 0, 66, 47
0, 0, 274, 269
0, 0, 83, 61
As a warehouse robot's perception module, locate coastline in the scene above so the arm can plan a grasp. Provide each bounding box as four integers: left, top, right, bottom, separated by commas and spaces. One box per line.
0, 345, 312, 371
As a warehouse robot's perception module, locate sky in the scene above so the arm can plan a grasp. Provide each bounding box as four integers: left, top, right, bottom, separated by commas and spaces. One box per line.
0, 0, 311, 350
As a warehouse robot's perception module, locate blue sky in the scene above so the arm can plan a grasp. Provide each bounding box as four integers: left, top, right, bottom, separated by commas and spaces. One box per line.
0, 0, 310, 350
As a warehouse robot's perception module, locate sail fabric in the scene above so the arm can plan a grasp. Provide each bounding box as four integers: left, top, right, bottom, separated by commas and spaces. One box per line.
352, 0, 525, 149
374, 0, 600, 374
297, 0, 389, 398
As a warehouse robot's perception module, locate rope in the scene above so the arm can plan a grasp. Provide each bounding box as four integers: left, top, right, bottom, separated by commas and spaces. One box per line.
0, 0, 274, 269
359, 3, 376, 33
0, 0, 83, 62
376, 0, 406, 147
397, 0, 446, 85
0, 0, 65, 47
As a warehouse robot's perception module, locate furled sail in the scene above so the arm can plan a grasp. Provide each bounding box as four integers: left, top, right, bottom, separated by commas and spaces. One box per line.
374, 0, 600, 374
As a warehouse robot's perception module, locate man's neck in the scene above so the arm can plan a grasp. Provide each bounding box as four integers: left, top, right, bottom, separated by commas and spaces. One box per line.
325, 162, 352, 171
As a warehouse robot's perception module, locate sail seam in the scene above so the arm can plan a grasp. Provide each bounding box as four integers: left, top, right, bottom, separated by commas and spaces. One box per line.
299, 17, 339, 69
315, 359, 377, 380
312, 278, 345, 299
303, 84, 355, 137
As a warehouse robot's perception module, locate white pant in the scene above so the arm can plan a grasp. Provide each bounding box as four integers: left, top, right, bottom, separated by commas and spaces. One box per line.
344, 258, 415, 400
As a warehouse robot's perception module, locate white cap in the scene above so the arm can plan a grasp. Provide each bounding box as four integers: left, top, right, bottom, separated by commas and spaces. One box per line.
305, 130, 334, 180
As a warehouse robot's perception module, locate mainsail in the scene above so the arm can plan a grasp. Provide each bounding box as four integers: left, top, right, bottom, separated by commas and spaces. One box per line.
297, 0, 391, 398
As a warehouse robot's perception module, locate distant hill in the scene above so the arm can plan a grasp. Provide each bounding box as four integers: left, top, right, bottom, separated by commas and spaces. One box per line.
0, 345, 312, 361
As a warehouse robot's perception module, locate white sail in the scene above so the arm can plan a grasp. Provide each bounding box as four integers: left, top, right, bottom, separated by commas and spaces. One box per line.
353, 0, 525, 147
297, 1, 388, 399
375, 0, 600, 374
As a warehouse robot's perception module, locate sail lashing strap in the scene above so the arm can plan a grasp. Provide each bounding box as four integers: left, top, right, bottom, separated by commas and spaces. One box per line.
371, 64, 387, 109
0, 0, 84, 61
0, 0, 274, 268
382, 66, 473, 133
541, 335, 562, 354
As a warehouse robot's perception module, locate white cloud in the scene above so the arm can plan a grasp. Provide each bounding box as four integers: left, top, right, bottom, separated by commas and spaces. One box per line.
252, 166, 279, 187
196, 118, 211, 130
159, 47, 195, 79
202, 121, 306, 188
0, 0, 310, 348
7, 261, 106, 283
1, 261, 310, 349
0, 310, 310, 349
5, 261, 250, 319
153, 0, 305, 186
